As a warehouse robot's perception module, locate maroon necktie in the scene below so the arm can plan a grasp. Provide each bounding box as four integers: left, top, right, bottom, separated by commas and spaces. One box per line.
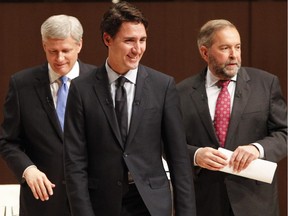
214, 80, 231, 147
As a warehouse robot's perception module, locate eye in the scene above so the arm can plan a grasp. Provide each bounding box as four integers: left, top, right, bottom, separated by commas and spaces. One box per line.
140, 38, 147, 43
49, 50, 57, 54
124, 39, 134, 44
220, 46, 229, 51
63, 49, 71, 54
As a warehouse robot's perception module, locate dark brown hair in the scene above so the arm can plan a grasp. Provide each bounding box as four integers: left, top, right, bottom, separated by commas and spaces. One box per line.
100, 1, 148, 41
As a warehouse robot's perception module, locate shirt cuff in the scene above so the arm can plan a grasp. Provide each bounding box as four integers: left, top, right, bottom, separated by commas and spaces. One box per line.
251, 143, 264, 159
22, 165, 37, 179
193, 148, 201, 166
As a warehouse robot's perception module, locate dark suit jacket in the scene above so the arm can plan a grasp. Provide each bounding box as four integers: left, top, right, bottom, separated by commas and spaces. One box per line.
64, 64, 196, 216
177, 67, 287, 216
0, 61, 96, 216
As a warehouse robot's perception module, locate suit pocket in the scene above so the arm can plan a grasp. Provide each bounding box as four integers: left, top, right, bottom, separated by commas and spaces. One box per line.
241, 109, 268, 120
149, 175, 169, 189
142, 108, 160, 120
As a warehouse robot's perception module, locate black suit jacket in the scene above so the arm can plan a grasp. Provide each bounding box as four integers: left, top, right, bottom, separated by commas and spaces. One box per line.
177, 67, 287, 216
64, 64, 196, 216
0, 61, 96, 216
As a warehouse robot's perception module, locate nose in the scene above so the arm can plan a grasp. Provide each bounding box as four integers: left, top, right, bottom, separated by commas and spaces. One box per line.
132, 42, 141, 54
56, 52, 65, 61
229, 48, 236, 58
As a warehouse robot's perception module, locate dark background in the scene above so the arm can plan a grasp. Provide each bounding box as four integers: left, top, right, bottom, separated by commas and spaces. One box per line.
0, 1, 286, 215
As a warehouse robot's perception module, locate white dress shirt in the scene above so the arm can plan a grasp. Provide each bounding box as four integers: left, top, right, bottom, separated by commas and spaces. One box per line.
194, 69, 264, 165
48, 61, 80, 108
106, 60, 137, 131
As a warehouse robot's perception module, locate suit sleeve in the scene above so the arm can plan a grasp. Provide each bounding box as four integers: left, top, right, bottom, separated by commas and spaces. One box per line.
162, 77, 197, 215
0, 77, 34, 182
256, 76, 287, 162
64, 82, 95, 216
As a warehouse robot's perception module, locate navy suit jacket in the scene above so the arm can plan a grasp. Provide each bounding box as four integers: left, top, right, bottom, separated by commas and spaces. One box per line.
0, 61, 96, 216
177, 67, 287, 216
64, 64, 196, 216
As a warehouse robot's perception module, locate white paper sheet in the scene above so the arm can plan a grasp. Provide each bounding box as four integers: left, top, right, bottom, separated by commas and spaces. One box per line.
218, 147, 277, 184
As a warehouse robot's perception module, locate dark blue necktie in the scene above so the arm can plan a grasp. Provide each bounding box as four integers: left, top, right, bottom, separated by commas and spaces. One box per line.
115, 76, 128, 143
56, 76, 69, 130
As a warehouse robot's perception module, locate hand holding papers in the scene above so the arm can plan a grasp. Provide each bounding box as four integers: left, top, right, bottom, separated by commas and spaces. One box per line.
218, 147, 277, 184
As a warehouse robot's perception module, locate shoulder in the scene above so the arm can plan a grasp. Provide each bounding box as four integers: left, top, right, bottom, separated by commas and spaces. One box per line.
12, 64, 47, 80
78, 60, 97, 72
177, 71, 204, 93
139, 64, 173, 82
177, 75, 198, 87
71, 64, 105, 88
239, 67, 278, 85
9, 64, 48, 88
72, 68, 97, 84
241, 67, 277, 79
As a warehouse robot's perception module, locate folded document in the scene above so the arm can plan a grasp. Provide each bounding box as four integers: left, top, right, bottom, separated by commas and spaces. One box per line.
218, 147, 277, 184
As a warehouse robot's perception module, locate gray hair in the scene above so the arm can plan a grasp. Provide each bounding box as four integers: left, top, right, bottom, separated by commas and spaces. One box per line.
41, 14, 83, 43
197, 19, 237, 49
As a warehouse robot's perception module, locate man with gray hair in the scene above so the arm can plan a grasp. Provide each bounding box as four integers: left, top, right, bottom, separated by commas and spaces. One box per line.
0, 14, 96, 215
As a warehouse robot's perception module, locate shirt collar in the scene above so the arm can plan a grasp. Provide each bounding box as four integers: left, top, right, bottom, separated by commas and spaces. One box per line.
105, 59, 137, 84
206, 67, 237, 88
48, 61, 80, 84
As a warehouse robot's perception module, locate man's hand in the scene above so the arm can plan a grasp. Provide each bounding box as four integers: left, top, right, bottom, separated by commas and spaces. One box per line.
229, 145, 260, 173
23, 167, 55, 201
196, 147, 228, 170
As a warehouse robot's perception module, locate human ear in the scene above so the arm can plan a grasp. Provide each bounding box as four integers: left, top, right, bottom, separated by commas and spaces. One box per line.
199, 45, 209, 62
103, 33, 111, 46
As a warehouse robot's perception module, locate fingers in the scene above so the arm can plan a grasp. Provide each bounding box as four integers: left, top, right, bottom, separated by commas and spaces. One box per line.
23, 167, 55, 201
34, 177, 54, 201
44, 179, 56, 197
196, 147, 228, 171
196, 145, 259, 173
229, 145, 259, 172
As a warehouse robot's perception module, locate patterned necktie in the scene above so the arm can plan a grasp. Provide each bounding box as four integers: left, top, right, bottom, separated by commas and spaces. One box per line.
115, 76, 128, 143
56, 76, 69, 130
214, 80, 231, 147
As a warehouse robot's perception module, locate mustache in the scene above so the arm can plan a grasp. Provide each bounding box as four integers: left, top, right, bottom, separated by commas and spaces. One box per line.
225, 61, 241, 67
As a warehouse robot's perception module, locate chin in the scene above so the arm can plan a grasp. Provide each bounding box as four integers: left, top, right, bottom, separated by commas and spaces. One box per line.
55, 70, 69, 75
225, 67, 239, 77
128, 63, 139, 70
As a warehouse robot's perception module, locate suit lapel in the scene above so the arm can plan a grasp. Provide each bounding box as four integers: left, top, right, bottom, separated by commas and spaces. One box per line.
125, 65, 148, 148
225, 68, 251, 147
92, 66, 124, 148
189, 68, 251, 148
34, 64, 63, 139
190, 71, 219, 144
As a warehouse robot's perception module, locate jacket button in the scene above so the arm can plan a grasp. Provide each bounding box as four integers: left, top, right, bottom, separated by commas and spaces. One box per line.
117, 181, 122, 186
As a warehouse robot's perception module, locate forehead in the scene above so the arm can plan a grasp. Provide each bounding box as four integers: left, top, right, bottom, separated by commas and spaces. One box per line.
212, 27, 240, 45
43, 37, 79, 49
43, 36, 77, 44
116, 22, 147, 38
